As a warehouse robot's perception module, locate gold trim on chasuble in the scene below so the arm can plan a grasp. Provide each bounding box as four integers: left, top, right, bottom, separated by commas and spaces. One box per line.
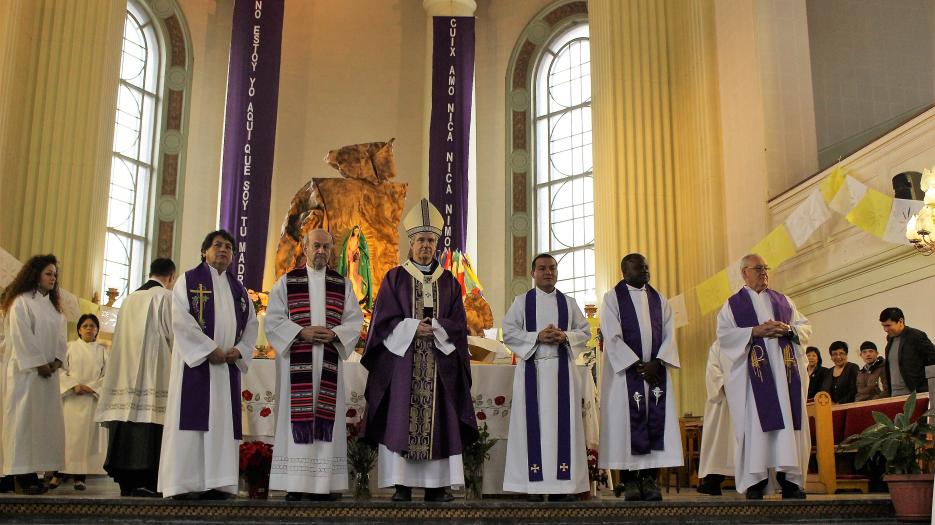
402, 261, 443, 460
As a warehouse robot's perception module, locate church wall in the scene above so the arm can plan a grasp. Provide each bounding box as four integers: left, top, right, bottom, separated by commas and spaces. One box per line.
175, 0, 551, 320
807, 0, 935, 170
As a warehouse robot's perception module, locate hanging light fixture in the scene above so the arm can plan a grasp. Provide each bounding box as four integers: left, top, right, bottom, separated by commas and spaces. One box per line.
906, 167, 935, 255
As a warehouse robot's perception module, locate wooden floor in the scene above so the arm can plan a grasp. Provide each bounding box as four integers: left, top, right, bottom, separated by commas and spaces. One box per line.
0, 476, 899, 524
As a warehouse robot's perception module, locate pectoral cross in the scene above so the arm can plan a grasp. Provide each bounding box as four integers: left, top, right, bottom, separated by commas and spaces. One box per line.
559, 463, 569, 472
633, 391, 643, 410
189, 284, 212, 328
749, 345, 766, 382
651, 386, 663, 406
530, 464, 541, 473
783, 344, 796, 384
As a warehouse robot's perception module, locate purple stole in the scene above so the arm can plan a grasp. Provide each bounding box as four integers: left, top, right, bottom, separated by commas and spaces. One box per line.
614, 281, 666, 455
285, 266, 346, 443
523, 288, 572, 482
727, 288, 802, 432
180, 263, 249, 439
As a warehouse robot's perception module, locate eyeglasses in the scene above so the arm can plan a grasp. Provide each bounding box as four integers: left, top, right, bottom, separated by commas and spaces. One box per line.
743, 265, 770, 273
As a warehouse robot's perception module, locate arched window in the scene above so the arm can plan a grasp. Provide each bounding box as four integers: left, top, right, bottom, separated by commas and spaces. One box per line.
101, 0, 192, 306
533, 24, 594, 303
102, 2, 160, 304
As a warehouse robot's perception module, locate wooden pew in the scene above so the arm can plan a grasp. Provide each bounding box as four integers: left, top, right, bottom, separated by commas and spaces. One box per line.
806, 392, 930, 494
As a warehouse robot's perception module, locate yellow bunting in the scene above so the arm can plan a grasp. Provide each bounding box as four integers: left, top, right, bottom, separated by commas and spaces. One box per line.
751, 224, 797, 268
78, 298, 101, 315
845, 188, 893, 238
819, 167, 846, 204
696, 269, 731, 316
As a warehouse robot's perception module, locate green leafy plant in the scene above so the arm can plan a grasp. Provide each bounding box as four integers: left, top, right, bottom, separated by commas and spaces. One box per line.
463, 423, 497, 499
839, 393, 935, 475
346, 420, 377, 498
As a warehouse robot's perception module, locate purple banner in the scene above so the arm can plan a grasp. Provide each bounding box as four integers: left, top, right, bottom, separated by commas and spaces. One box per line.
218, 0, 284, 290
428, 16, 475, 253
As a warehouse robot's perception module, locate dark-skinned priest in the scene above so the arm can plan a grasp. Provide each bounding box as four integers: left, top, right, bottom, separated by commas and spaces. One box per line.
716, 253, 810, 500
362, 198, 477, 503
157, 230, 258, 499
598, 253, 682, 502
502, 253, 591, 501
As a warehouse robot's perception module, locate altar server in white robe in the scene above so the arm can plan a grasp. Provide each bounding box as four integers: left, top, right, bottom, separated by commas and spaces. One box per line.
697, 341, 734, 496
265, 229, 363, 501
59, 314, 108, 488
716, 253, 810, 500
158, 231, 258, 499
97, 258, 175, 497
0, 255, 67, 494
598, 253, 681, 502
502, 253, 591, 501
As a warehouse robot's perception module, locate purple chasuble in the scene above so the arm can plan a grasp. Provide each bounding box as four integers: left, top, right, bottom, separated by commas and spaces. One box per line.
180, 263, 248, 439
523, 288, 572, 481
614, 281, 666, 455
727, 288, 802, 432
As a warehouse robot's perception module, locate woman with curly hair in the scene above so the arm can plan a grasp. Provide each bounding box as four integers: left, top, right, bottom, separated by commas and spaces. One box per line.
0, 254, 67, 494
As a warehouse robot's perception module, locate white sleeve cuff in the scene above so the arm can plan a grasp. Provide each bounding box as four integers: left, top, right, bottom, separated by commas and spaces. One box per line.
432, 319, 457, 356
384, 318, 421, 357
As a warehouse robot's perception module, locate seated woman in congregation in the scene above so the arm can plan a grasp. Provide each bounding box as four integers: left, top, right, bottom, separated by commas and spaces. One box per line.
805, 346, 828, 401
854, 341, 889, 402
821, 341, 859, 404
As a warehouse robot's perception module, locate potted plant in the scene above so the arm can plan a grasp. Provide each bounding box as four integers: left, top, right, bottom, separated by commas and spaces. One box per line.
839, 393, 935, 522
463, 423, 497, 500
239, 441, 273, 499
346, 419, 377, 499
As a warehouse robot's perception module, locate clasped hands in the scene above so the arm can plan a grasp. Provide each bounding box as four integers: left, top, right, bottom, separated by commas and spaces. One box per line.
36, 358, 62, 378
629, 358, 665, 386
416, 317, 435, 339
536, 324, 567, 345
72, 384, 95, 395
299, 326, 337, 345
208, 347, 241, 365
751, 320, 791, 339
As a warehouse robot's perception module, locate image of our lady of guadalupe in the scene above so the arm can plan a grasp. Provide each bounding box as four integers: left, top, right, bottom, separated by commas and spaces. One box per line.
337, 225, 374, 310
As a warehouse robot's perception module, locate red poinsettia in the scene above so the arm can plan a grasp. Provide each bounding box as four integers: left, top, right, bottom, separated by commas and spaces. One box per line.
346, 408, 357, 418
259, 407, 271, 417
476, 411, 487, 421
242, 390, 254, 401
494, 395, 506, 406
239, 441, 273, 476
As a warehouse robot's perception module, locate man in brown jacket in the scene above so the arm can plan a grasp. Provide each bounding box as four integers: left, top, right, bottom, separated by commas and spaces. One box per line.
855, 341, 888, 402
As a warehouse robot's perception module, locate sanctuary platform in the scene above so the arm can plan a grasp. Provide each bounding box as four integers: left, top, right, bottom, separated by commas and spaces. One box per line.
0, 478, 899, 525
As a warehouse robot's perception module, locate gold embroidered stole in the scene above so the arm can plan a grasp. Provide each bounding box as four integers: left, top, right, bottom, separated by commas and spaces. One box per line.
402, 260, 443, 460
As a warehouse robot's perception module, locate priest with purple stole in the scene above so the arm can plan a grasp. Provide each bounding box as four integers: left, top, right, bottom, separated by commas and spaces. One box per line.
598, 253, 681, 502
158, 230, 258, 499
716, 253, 810, 500
362, 198, 478, 503
265, 229, 363, 501
502, 253, 591, 501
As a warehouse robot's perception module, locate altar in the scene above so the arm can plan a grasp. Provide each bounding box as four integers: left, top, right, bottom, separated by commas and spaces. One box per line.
241, 359, 601, 495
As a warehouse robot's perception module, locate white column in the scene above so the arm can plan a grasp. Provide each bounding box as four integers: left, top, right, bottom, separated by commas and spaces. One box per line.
421, 0, 478, 257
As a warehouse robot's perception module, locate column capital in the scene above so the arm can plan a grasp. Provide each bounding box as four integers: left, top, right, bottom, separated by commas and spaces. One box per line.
422, 0, 476, 17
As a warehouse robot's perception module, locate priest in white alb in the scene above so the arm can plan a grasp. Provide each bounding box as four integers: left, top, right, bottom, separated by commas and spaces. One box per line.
502, 253, 591, 501
158, 230, 258, 499
696, 341, 734, 496
265, 229, 363, 501
598, 253, 681, 502
96, 258, 176, 497
716, 253, 810, 500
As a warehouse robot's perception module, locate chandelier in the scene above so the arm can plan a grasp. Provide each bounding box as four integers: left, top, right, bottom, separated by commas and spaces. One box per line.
906, 167, 935, 255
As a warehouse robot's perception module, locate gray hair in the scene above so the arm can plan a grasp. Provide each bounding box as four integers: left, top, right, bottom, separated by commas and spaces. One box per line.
303, 228, 334, 246
740, 253, 764, 271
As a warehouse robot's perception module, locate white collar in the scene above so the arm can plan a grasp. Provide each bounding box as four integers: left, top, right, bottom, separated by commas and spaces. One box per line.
535, 286, 556, 297
626, 283, 646, 292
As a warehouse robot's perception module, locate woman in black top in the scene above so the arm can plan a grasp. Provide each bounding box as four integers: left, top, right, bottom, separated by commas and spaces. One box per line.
821, 341, 860, 404
806, 346, 829, 401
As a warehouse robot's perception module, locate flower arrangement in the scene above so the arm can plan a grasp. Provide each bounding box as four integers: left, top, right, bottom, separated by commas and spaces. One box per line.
247, 289, 269, 314
346, 419, 376, 499
463, 423, 497, 499
587, 448, 608, 489
239, 440, 273, 499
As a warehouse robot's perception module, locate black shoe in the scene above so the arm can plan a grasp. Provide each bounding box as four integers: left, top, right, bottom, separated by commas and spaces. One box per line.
527, 494, 544, 502
1, 476, 17, 493
285, 492, 304, 501
639, 476, 662, 502
622, 481, 643, 501
745, 487, 764, 500
424, 487, 455, 502
781, 486, 806, 499
547, 494, 579, 502
696, 480, 722, 496
391, 485, 412, 502
171, 492, 202, 500
200, 489, 232, 500
129, 487, 161, 498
